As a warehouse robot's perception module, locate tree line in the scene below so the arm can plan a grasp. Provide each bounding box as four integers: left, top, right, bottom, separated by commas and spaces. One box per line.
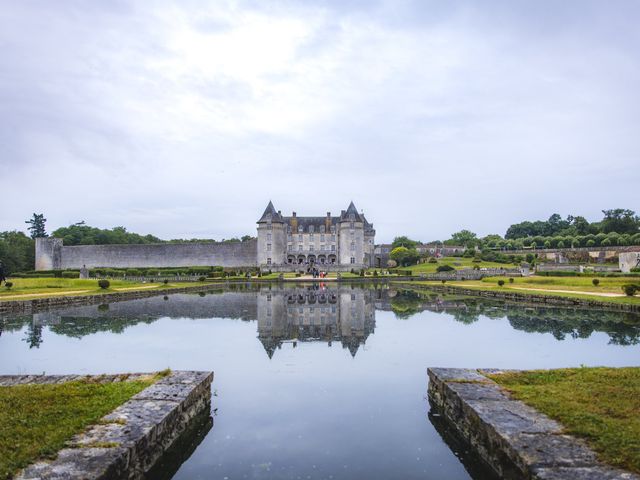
0, 214, 256, 274
389, 208, 640, 266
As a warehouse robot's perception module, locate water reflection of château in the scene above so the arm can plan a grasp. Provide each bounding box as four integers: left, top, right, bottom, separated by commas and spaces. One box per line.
257, 285, 376, 358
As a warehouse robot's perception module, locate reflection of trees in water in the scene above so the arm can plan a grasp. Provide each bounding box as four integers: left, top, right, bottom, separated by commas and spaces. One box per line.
23, 323, 43, 349
49, 315, 160, 338
389, 289, 640, 345
390, 290, 424, 319
505, 309, 640, 345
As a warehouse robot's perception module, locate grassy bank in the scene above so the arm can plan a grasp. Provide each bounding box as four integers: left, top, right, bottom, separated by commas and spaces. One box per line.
0, 277, 230, 301
393, 257, 515, 274
0, 372, 167, 479
487, 367, 640, 474
409, 276, 640, 306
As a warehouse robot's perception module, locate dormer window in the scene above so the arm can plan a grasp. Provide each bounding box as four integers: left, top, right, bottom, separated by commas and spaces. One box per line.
319, 225, 325, 233
349, 213, 355, 221
298, 225, 303, 233
309, 225, 314, 233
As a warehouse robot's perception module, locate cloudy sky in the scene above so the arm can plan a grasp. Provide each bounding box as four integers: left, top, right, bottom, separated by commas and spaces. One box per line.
1, 0, 638, 243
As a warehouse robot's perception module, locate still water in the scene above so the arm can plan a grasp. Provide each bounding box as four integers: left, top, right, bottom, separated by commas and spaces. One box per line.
1, 284, 639, 479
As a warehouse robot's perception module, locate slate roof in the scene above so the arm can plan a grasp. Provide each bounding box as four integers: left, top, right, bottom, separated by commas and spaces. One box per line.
257, 201, 284, 223
258, 201, 374, 233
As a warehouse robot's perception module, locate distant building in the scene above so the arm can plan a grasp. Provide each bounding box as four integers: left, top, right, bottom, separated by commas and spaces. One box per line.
257, 201, 376, 271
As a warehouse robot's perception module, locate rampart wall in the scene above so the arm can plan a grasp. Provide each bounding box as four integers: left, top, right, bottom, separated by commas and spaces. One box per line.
35, 237, 257, 270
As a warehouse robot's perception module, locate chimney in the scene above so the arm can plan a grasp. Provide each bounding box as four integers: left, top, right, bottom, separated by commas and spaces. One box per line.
277, 210, 281, 215
292, 211, 296, 217
327, 211, 331, 217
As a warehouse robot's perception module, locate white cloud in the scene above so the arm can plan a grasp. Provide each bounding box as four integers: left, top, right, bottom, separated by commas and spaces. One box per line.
1, 0, 639, 242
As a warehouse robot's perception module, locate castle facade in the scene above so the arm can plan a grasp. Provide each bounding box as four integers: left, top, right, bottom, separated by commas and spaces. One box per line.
257, 201, 376, 271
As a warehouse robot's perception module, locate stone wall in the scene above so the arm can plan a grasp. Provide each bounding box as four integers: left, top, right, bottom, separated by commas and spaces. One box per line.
35, 238, 257, 270
620, 251, 640, 273
427, 368, 640, 480
8, 371, 213, 480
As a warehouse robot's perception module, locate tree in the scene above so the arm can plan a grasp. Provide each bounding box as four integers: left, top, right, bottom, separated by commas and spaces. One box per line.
448, 230, 477, 247
601, 209, 639, 234
389, 246, 420, 267
391, 236, 420, 249
572, 216, 590, 235
0, 231, 35, 274
25, 213, 47, 239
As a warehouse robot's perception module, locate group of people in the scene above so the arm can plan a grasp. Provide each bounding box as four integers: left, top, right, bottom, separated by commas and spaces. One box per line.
308, 267, 327, 278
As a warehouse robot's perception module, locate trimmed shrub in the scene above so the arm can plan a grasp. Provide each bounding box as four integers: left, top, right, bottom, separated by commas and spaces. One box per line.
498, 279, 505, 286
62, 271, 79, 278
198, 276, 206, 282
436, 264, 455, 272
427, 257, 437, 264
441, 280, 446, 284
508, 277, 514, 283
5, 282, 13, 290
163, 279, 169, 285
592, 278, 600, 286
622, 284, 638, 296
98, 279, 110, 289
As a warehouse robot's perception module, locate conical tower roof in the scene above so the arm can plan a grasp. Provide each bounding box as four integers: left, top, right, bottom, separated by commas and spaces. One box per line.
341, 201, 362, 221
257, 200, 283, 223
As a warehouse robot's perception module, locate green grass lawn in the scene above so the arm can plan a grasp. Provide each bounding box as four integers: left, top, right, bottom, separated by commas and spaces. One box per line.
478, 275, 638, 294
409, 275, 640, 306
487, 367, 640, 474
396, 257, 516, 274
0, 372, 166, 479
0, 277, 230, 301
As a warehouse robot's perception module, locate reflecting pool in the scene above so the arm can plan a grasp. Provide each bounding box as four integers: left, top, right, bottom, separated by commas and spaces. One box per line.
1, 284, 639, 479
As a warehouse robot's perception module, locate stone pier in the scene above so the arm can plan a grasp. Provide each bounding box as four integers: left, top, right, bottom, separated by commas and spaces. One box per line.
427, 368, 639, 480
1, 371, 213, 480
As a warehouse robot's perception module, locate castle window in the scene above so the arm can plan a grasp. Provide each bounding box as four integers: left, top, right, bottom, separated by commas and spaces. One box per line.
320, 245, 325, 251
309, 234, 314, 241
309, 225, 314, 233
320, 234, 325, 242
309, 245, 314, 252
267, 233, 272, 241
287, 234, 292, 241
349, 213, 355, 221
267, 258, 272, 265
350, 222, 354, 229
330, 226, 336, 233
298, 234, 303, 242
331, 245, 335, 251
299, 244, 303, 251
298, 225, 303, 233
288, 245, 293, 252
331, 234, 336, 242
350, 257, 355, 264
350, 242, 355, 251
267, 243, 271, 251
320, 225, 325, 233
287, 225, 292, 233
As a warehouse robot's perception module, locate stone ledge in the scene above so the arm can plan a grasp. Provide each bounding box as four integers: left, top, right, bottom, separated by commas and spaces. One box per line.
427, 367, 639, 480
3, 370, 213, 480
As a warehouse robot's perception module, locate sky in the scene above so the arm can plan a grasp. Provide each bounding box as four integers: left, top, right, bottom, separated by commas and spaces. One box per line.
1, 0, 639, 243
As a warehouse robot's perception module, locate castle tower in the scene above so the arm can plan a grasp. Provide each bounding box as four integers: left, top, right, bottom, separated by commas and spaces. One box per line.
256, 201, 286, 269
338, 201, 365, 268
